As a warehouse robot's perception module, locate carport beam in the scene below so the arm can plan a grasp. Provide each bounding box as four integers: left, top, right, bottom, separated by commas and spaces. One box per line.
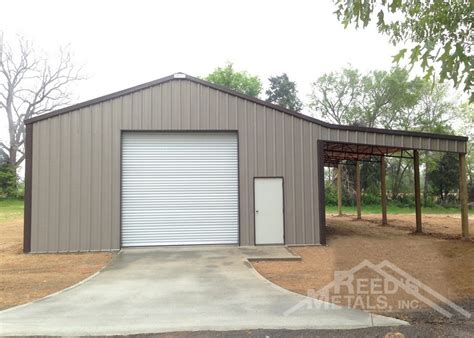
460, 153, 469, 240
356, 161, 361, 219
337, 164, 343, 216
380, 156, 388, 225
414, 150, 422, 233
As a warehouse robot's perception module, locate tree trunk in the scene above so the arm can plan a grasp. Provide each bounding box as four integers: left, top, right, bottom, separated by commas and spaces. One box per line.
391, 159, 402, 199
423, 153, 429, 206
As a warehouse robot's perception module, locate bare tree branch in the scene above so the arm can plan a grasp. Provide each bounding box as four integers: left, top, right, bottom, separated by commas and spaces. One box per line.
0, 34, 84, 169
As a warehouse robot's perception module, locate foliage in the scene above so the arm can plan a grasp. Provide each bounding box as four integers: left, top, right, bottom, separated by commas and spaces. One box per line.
361, 192, 380, 205
309, 67, 424, 127
333, 0, 474, 101
394, 82, 457, 134
309, 67, 361, 124
392, 193, 416, 209
325, 183, 338, 206
426, 152, 460, 204
355, 68, 422, 128
314, 65, 466, 208
265, 73, 303, 112
310, 66, 457, 132
457, 102, 474, 194
360, 162, 380, 194
16, 182, 24, 200
0, 164, 18, 198
204, 63, 262, 97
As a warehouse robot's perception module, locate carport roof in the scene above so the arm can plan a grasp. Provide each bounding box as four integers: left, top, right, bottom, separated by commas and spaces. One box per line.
322, 142, 414, 167
24, 73, 468, 143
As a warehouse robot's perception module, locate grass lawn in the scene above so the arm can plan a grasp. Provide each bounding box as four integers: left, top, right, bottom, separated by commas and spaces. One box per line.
0, 199, 469, 220
326, 204, 472, 215
0, 199, 24, 223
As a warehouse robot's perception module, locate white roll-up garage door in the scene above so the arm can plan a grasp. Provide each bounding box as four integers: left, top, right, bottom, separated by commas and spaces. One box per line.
121, 132, 239, 246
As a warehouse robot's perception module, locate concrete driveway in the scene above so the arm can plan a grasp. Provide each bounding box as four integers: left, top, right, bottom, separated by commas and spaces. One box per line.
0, 246, 407, 336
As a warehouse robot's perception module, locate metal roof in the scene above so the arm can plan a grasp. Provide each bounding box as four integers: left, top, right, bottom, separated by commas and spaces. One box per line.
24, 73, 468, 143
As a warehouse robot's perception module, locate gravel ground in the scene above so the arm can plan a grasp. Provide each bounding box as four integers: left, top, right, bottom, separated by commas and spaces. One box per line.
251, 214, 474, 337
0, 218, 114, 310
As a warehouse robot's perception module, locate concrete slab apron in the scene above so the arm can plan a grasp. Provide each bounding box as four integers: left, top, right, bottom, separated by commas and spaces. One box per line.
0, 246, 407, 336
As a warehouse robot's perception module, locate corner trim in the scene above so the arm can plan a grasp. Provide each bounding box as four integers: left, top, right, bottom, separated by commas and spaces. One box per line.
317, 140, 327, 245
23, 123, 33, 253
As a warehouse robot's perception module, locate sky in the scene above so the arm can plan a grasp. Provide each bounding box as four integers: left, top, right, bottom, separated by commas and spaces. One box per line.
0, 0, 400, 102
0, 0, 402, 145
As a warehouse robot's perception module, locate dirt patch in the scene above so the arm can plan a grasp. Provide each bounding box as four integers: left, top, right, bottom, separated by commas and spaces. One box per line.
252, 214, 474, 329
0, 219, 114, 310
355, 212, 474, 240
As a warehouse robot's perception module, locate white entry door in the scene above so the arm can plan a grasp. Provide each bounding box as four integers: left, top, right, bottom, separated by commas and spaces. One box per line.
254, 178, 284, 245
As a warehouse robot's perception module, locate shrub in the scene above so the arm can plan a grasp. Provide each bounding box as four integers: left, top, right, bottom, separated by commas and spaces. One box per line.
362, 193, 380, 205
15, 182, 24, 200
0, 164, 18, 198
423, 195, 437, 208
325, 183, 338, 206
393, 193, 415, 208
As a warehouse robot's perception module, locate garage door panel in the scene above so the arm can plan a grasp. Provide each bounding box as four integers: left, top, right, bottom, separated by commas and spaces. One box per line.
121, 132, 238, 246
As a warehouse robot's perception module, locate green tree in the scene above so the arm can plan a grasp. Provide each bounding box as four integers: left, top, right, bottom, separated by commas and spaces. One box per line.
457, 102, 474, 200
204, 63, 262, 97
0, 163, 18, 198
309, 67, 361, 124
426, 152, 460, 204
312, 66, 458, 205
333, 0, 474, 101
309, 67, 422, 128
265, 73, 303, 112
355, 68, 423, 128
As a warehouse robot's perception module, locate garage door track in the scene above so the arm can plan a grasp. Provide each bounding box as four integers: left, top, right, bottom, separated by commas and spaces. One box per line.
0, 246, 407, 336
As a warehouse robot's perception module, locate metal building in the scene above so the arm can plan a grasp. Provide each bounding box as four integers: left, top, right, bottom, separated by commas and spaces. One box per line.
23, 73, 470, 253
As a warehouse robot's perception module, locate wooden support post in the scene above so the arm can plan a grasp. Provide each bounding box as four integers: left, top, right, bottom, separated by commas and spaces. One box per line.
380, 156, 388, 225
337, 164, 343, 216
356, 161, 361, 219
459, 153, 470, 240
414, 150, 422, 233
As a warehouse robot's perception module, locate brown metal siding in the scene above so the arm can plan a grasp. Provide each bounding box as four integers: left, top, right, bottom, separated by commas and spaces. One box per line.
30, 79, 323, 252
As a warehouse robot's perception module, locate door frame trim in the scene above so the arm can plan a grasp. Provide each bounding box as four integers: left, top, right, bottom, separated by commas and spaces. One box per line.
253, 176, 286, 245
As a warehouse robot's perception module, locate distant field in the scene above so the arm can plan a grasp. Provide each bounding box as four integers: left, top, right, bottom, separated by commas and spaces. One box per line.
0, 199, 24, 222
326, 204, 473, 215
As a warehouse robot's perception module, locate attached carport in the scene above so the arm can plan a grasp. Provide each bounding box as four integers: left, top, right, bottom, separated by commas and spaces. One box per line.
318, 135, 469, 239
